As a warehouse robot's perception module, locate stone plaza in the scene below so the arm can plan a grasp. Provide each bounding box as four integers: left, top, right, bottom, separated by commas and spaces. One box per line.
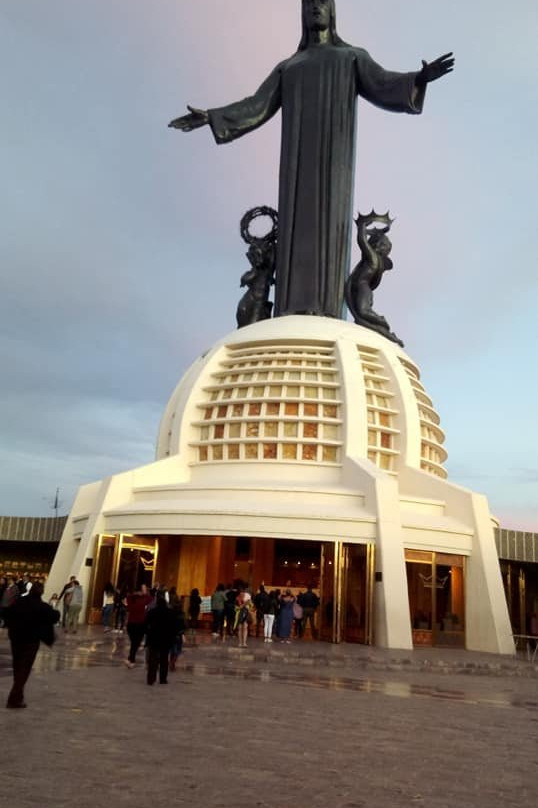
2, 627, 536, 808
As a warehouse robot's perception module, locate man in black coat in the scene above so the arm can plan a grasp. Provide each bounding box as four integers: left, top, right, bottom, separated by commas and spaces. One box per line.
4, 581, 60, 708
144, 594, 178, 686
299, 585, 320, 639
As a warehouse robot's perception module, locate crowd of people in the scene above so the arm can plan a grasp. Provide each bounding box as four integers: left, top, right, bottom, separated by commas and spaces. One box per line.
89, 579, 321, 679
209, 582, 320, 646
0, 573, 322, 707
99, 579, 321, 674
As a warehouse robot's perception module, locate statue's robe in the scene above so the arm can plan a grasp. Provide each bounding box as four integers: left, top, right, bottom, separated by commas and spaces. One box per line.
209, 44, 425, 318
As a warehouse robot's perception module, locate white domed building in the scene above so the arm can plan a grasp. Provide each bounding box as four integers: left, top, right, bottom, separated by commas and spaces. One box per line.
48, 316, 513, 653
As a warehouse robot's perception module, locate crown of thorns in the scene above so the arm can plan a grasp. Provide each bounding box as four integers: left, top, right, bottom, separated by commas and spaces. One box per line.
240, 206, 278, 245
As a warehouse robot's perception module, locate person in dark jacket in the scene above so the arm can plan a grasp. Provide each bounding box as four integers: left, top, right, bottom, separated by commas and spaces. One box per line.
299, 585, 320, 639
210, 583, 226, 638
224, 584, 238, 636
0, 575, 7, 605
187, 587, 202, 644
4, 582, 59, 708
144, 595, 178, 685
1, 576, 18, 626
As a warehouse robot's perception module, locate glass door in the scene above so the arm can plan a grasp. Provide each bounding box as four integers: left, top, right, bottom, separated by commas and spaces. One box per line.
434, 554, 465, 647
117, 540, 157, 592
319, 542, 374, 644
405, 550, 465, 648
88, 534, 117, 623
341, 543, 374, 644
319, 542, 337, 642
406, 552, 433, 646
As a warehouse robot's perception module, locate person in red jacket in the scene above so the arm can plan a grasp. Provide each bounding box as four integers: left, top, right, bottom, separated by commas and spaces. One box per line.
124, 584, 152, 668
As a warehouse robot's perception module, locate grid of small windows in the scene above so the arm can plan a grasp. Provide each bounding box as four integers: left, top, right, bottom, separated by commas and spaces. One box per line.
358, 347, 400, 474
399, 358, 448, 479
192, 343, 342, 464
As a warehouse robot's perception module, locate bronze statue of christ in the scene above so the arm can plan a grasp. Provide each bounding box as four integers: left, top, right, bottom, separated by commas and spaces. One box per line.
169, 0, 453, 319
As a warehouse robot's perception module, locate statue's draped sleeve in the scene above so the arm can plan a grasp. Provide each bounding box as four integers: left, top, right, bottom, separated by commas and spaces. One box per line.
208, 64, 284, 144
354, 48, 426, 114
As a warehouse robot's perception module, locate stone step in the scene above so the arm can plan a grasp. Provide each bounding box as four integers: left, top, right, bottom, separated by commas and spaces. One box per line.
188, 640, 538, 678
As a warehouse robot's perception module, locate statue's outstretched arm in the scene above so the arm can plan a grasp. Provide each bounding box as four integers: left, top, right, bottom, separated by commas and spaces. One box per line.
169, 105, 209, 131
169, 64, 283, 144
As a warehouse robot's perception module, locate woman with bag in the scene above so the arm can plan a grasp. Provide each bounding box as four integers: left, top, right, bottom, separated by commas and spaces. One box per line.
234, 587, 253, 648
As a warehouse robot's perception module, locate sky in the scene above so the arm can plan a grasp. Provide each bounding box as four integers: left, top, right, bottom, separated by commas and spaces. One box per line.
1, 0, 537, 529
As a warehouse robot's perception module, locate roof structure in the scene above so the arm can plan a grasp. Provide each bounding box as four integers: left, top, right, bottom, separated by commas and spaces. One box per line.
0, 515, 67, 544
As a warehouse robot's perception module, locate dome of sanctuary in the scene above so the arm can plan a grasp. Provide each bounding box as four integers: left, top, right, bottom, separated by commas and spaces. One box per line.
156, 316, 447, 480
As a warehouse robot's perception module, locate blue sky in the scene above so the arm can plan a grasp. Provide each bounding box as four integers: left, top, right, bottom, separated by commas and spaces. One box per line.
1, 0, 537, 528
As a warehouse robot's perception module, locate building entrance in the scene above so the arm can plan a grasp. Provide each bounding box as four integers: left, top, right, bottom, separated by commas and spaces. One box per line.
222, 537, 374, 644
89, 533, 374, 643
405, 550, 465, 647
88, 534, 158, 623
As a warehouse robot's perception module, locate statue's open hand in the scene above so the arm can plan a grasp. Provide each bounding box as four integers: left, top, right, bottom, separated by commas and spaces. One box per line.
419, 53, 454, 84
168, 105, 209, 131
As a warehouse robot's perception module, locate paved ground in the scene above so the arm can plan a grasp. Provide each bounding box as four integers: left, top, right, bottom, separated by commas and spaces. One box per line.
2, 628, 537, 808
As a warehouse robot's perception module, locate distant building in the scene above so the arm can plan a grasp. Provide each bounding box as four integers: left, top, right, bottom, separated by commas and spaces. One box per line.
0, 515, 67, 583
495, 528, 538, 637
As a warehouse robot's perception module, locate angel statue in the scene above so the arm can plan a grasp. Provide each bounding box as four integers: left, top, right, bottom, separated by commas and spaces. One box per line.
345, 212, 403, 347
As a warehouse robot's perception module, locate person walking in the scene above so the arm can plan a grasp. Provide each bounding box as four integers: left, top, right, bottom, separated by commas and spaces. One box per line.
4, 582, 59, 708
144, 594, 178, 685
125, 584, 152, 668
57, 576, 76, 629
113, 586, 127, 633
210, 583, 226, 638
102, 583, 115, 632
65, 581, 83, 633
